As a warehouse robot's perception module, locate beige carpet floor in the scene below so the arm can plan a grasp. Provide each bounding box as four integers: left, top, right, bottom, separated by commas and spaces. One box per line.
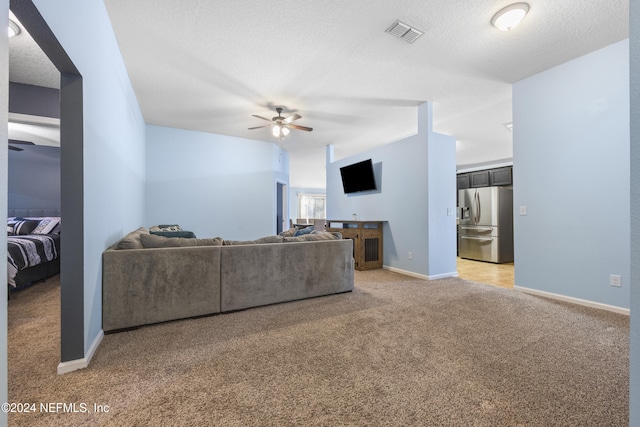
8, 270, 629, 426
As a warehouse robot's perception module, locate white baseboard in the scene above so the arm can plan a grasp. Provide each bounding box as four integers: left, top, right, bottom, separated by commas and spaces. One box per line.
514, 286, 630, 315
57, 329, 104, 375
383, 266, 458, 281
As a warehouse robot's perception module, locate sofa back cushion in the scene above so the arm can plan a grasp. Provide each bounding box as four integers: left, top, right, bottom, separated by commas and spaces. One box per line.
140, 234, 223, 248
115, 227, 150, 250
283, 231, 342, 243
223, 235, 284, 245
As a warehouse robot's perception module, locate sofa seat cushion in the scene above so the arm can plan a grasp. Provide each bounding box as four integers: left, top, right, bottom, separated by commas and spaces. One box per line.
140, 234, 223, 248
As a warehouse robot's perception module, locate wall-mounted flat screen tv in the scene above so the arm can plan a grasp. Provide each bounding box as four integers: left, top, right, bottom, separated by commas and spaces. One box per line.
340, 159, 376, 193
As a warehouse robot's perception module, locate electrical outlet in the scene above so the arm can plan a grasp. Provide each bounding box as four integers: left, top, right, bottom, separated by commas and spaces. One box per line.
408, 251, 413, 260
610, 274, 622, 287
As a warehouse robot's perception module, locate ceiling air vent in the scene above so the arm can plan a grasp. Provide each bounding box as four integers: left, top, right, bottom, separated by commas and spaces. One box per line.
386, 19, 424, 43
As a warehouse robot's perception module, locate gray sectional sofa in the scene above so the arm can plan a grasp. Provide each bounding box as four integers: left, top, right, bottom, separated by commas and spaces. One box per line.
102, 227, 354, 332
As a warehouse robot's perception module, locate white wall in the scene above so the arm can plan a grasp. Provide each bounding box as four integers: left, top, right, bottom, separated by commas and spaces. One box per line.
326, 102, 457, 279
32, 0, 147, 356
1, 0, 9, 420
513, 39, 630, 309
629, 0, 640, 422
145, 125, 288, 240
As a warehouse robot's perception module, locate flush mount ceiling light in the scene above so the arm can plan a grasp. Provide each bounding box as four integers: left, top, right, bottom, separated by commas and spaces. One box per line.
491, 3, 530, 31
8, 19, 20, 37
386, 19, 424, 43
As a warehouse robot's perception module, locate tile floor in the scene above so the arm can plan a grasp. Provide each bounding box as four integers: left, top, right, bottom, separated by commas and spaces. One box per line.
456, 257, 514, 289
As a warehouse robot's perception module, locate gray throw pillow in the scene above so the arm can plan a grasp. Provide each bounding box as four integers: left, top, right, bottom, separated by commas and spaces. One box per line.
115, 227, 150, 250
140, 234, 223, 248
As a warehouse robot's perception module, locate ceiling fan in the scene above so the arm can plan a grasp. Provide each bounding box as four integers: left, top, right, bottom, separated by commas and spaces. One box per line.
8, 139, 35, 152
249, 107, 313, 138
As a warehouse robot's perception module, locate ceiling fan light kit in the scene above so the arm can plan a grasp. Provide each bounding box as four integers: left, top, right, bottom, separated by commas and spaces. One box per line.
250, 107, 312, 140
491, 3, 530, 31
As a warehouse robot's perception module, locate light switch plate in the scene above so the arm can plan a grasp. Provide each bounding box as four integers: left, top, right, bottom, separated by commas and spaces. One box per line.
519, 206, 527, 216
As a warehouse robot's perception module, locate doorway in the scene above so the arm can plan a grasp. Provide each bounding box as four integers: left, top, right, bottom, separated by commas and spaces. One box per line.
276, 181, 287, 234
9, 0, 85, 366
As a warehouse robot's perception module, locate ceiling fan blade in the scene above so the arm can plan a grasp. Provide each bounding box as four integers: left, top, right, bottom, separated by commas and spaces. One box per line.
283, 114, 302, 124
248, 125, 271, 130
9, 145, 23, 151
8, 139, 35, 145
251, 115, 273, 122
289, 124, 313, 132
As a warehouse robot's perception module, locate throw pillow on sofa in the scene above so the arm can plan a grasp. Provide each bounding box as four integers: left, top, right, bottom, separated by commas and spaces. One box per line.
140, 234, 223, 248
114, 227, 150, 250
148, 224, 196, 238
293, 225, 314, 237
278, 228, 297, 237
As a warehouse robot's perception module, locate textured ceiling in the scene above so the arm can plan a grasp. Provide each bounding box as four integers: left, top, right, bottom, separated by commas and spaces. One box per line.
9, 1, 629, 188
8, 11, 59, 89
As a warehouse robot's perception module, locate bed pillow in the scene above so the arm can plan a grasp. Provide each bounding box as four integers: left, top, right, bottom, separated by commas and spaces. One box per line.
31, 218, 60, 235
7, 218, 19, 235
13, 219, 41, 235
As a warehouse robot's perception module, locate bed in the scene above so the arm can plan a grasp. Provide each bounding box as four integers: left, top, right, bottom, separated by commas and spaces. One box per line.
7, 210, 61, 289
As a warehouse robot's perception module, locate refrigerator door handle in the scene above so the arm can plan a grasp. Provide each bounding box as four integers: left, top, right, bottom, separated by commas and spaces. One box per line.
472, 191, 477, 224
475, 190, 481, 224
460, 226, 493, 232
460, 236, 494, 242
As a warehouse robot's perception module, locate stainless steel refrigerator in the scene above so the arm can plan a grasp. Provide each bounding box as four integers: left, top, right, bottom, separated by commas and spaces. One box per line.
458, 186, 513, 263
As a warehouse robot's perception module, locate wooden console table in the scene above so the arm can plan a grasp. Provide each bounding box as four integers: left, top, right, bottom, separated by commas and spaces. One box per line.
325, 220, 384, 271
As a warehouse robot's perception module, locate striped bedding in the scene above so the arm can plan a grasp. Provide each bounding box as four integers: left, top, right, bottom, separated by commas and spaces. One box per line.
7, 234, 59, 287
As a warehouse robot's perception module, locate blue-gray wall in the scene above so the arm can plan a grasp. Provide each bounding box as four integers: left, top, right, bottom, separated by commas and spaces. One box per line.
513, 39, 630, 310
7, 82, 61, 212
326, 102, 457, 279
9, 82, 59, 118
629, 0, 639, 423
8, 145, 60, 210
31, 0, 147, 358
145, 125, 289, 240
